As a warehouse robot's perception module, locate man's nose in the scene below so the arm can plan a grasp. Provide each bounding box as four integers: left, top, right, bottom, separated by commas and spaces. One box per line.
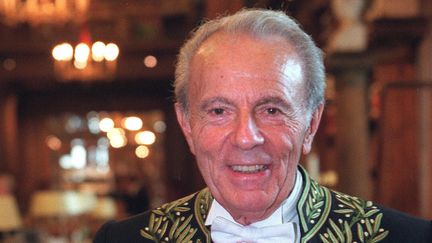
232, 114, 264, 149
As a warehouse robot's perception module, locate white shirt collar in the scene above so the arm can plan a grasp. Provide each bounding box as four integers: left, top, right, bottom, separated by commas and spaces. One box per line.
205, 169, 303, 226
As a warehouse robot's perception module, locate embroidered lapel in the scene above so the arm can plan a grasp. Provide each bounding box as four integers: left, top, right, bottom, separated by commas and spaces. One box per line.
140, 188, 213, 242
297, 166, 389, 243
297, 166, 333, 242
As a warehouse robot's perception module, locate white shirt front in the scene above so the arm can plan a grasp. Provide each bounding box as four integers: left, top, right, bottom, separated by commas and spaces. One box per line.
205, 169, 303, 243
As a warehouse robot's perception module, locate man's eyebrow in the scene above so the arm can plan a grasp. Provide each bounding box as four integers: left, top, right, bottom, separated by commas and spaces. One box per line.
199, 97, 233, 111
255, 96, 291, 109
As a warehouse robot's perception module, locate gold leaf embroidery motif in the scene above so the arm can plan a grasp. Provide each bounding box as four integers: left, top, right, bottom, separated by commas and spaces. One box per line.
318, 192, 389, 243
140, 189, 212, 243
141, 193, 199, 242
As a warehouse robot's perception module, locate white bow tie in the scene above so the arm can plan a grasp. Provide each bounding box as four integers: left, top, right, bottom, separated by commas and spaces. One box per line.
211, 217, 297, 243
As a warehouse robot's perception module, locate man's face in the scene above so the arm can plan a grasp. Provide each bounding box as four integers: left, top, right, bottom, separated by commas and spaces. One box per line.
176, 32, 323, 224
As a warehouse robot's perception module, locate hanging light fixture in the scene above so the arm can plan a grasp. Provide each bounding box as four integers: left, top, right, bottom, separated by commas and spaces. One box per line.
52, 41, 119, 81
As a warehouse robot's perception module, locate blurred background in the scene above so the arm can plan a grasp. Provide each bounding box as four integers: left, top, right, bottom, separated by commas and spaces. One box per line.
0, 0, 432, 242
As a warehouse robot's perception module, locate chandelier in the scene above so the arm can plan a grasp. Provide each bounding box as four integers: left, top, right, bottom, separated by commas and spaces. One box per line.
52, 40, 119, 81
0, 0, 90, 26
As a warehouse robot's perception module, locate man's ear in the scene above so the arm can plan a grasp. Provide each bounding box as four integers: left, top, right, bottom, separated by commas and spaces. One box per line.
174, 103, 196, 154
302, 103, 324, 155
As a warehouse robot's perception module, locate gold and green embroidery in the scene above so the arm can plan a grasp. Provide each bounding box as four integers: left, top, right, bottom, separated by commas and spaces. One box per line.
305, 180, 327, 225
298, 166, 389, 243
299, 167, 332, 242
194, 188, 212, 242
140, 189, 212, 243
140, 193, 199, 243
318, 192, 389, 243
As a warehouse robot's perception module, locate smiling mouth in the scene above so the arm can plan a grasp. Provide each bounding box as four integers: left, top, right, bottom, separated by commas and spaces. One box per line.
231, 165, 268, 173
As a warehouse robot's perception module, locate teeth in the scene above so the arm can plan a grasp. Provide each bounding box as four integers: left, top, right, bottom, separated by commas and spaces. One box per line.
231, 165, 267, 173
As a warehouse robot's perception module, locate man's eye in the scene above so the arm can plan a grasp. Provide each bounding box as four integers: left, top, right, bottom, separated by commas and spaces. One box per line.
211, 108, 225, 115
266, 108, 280, 115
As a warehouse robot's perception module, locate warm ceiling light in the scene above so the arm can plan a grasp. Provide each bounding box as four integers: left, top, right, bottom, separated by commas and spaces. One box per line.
143, 55, 157, 68
104, 43, 119, 61
122, 116, 143, 131
109, 135, 127, 148
45, 135, 62, 151
52, 43, 73, 61
135, 131, 156, 145
92, 41, 106, 62
135, 145, 150, 159
74, 59, 87, 69
99, 118, 114, 132
74, 43, 90, 62
108, 129, 127, 148
107, 128, 125, 140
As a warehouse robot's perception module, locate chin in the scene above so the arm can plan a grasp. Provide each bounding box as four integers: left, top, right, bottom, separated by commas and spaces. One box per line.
226, 192, 276, 214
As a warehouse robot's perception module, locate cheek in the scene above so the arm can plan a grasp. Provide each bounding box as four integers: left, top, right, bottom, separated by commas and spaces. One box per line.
262, 126, 305, 166
191, 124, 237, 181
262, 126, 295, 150
268, 132, 301, 185
190, 124, 231, 161
191, 126, 232, 186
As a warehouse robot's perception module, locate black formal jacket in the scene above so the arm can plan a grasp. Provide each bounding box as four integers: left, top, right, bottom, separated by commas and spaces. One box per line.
94, 167, 432, 242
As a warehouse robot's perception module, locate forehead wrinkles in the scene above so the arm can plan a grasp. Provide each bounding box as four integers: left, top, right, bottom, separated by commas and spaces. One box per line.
195, 32, 297, 64
189, 32, 306, 104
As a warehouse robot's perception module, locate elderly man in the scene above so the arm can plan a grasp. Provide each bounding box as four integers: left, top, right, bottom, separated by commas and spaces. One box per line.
94, 9, 431, 243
